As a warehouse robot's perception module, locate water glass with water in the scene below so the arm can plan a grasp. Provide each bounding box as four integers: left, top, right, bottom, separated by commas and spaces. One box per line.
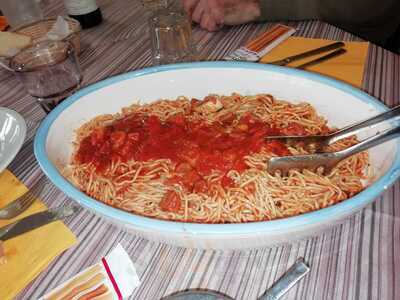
149, 10, 197, 65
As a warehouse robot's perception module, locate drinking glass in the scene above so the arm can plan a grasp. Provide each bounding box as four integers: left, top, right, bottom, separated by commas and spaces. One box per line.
0, 0, 44, 28
9, 40, 82, 113
149, 10, 197, 65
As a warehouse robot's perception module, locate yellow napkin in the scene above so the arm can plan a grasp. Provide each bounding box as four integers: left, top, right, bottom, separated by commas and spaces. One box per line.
260, 37, 369, 88
0, 170, 77, 300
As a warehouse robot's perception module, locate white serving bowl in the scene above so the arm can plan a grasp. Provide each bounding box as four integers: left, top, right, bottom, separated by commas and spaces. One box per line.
34, 62, 400, 249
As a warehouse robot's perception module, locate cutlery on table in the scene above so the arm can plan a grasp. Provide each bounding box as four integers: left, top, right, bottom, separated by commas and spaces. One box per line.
259, 258, 310, 300
267, 41, 345, 66
266, 104, 400, 176
296, 48, 347, 69
0, 175, 47, 220
0, 205, 79, 241
161, 258, 310, 300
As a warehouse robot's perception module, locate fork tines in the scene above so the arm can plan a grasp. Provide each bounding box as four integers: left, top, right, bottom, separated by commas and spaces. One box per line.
0, 175, 47, 219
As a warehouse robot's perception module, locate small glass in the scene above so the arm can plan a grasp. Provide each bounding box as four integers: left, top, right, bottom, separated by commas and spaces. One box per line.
149, 10, 197, 65
10, 40, 82, 113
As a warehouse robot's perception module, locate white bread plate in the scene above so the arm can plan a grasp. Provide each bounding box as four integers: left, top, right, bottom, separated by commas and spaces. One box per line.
0, 107, 26, 173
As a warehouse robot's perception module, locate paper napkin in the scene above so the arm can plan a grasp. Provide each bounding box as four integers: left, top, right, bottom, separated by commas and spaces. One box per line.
260, 37, 369, 88
0, 170, 77, 300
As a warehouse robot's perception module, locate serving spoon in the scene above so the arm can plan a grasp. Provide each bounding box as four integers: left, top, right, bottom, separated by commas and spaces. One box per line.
161, 258, 309, 300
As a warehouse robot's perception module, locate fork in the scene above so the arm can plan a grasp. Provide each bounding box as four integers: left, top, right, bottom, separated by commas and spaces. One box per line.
229, 43, 346, 68
266, 105, 400, 175
0, 175, 47, 219
268, 42, 344, 66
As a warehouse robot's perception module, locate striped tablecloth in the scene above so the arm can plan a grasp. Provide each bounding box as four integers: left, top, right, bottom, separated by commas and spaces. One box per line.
2, 0, 399, 299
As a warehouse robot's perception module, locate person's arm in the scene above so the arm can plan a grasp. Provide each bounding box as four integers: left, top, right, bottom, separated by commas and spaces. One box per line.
182, 0, 262, 31
260, 0, 399, 51
260, 0, 400, 49
182, 0, 400, 50
258, 0, 319, 21
220, 0, 261, 25
181, 0, 320, 30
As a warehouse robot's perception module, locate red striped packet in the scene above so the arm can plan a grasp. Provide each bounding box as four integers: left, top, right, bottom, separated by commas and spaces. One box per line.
39, 244, 140, 300
224, 24, 296, 62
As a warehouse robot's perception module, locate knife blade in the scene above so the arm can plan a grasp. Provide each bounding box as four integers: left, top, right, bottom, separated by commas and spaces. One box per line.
268, 41, 345, 66
0, 206, 79, 241
296, 48, 347, 69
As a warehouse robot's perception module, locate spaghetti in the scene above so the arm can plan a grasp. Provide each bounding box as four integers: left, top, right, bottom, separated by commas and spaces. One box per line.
63, 93, 371, 223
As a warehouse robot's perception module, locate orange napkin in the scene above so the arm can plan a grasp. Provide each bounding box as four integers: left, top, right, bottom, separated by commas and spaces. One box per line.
0, 170, 77, 300
260, 37, 369, 88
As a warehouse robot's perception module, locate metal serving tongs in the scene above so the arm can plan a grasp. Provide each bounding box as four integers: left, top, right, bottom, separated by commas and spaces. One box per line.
266, 105, 400, 176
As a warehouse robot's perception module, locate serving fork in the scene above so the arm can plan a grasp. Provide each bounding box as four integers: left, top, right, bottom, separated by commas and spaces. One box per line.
0, 174, 47, 219
266, 105, 400, 175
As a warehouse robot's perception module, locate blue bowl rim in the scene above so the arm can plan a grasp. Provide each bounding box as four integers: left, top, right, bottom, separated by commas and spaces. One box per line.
34, 61, 400, 235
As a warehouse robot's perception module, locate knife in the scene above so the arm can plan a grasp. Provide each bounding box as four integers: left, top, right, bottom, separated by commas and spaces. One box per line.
0, 206, 79, 241
268, 41, 345, 66
296, 48, 347, 69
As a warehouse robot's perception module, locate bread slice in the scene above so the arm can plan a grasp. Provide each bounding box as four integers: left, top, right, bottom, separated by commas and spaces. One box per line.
0, 31, 32, 57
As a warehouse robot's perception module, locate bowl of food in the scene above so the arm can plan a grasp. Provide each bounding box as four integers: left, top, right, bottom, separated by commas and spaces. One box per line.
0, 16, 81, 62
13, 17, 81, 53
34, 62, 400, 249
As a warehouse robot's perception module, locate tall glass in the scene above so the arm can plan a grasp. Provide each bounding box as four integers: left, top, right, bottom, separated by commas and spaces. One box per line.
10, 40, 82, 113
149, 10, 196, 65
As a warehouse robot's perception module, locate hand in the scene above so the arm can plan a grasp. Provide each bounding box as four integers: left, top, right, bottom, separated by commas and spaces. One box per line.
182, 0, 261, 31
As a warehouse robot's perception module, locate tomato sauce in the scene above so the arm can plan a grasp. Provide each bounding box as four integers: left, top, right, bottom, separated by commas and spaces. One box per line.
76, 112, 290, 194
